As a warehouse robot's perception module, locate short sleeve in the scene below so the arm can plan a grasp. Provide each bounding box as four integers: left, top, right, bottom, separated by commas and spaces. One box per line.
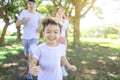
38, 13, 43, 22
32, 46, 41, 60
17, 10, 25, 20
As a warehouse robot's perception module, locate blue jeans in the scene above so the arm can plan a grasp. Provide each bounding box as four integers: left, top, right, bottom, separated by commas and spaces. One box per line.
22, 38, 38, 56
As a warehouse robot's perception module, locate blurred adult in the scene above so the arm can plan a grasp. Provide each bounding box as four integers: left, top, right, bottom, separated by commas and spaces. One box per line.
16, 0, 42, 79
55, 6, 70, 77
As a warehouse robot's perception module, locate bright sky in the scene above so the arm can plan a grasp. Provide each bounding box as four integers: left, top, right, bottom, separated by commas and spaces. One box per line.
81, 0, 120, 30
0, 0, 120, 32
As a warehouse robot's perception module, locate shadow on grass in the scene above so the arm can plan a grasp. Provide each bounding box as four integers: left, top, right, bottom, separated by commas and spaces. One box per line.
0, 40, 120, 80
0, 49, 28, 80
65, 43, 120, 80
0, 39, 28, 80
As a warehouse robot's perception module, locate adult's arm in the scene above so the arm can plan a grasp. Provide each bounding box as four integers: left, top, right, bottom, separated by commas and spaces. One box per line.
16, 17, 30, 27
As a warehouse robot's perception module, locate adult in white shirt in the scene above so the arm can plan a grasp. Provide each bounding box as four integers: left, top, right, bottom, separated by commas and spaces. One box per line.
16, 0, 42, 60
16, 0, 42, 79
55, 6, 69, 77
56, 6, 69, 46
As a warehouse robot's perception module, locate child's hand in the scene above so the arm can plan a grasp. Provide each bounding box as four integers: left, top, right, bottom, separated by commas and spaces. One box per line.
68, 65, 77, 71
29, 66, 41, 76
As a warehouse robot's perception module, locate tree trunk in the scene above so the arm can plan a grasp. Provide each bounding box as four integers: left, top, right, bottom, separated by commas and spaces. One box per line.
0, 16, 10, 45
73, 4, 81, 47
16, 26, 21, 41
0, 22, 9, 45
15, 16, 21, 41
73, 16, 80, 46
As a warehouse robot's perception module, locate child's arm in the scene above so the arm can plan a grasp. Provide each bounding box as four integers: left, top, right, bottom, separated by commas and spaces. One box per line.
29, 57, 41, 76
61, 56, 77, 71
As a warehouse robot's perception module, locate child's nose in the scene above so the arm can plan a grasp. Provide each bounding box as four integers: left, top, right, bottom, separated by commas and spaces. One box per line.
50, 32, 54, 36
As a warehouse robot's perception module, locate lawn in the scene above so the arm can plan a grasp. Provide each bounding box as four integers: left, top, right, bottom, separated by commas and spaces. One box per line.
66, 38, 120, 80
0, 36, 120, 80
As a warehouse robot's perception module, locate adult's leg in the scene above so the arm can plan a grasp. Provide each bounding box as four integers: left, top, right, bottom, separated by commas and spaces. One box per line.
22, 39, 33, 80
22, 39, 29, 61
28, 38, 38, 62
26, 39, 38, 80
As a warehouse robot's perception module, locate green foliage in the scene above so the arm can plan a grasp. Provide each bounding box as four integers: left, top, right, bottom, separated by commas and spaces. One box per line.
81, 29, 89, 37
0, 30, 1, 35
93, 6, 103, 15
37, 4, 54, 16
10, 32, 17, 36
81, 24, 120, 39
107, 34, 119, 39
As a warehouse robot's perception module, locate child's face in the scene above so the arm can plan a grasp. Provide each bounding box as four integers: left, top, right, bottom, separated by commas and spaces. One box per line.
43, 24, 61, 45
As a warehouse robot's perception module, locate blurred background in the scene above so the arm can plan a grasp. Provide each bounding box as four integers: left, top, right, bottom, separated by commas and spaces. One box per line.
0, 0, 120, 80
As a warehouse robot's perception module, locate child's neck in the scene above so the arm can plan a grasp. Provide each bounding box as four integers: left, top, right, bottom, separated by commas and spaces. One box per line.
46, 42, 58, 47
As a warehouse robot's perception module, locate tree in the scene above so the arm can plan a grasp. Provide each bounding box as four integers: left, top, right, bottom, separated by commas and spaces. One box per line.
0, 0, 26, 45
0, 0, 42, 45
49, 0, 96, 46
87, 24, 120, 38
15, 1, 27, 41
71, 0, 96, 46
0, 0, 11, 45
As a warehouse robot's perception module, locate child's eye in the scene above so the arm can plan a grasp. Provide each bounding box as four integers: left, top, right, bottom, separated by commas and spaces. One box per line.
54, 32, 58, 34
47, 32, 50, 33
46, 31, 51, 33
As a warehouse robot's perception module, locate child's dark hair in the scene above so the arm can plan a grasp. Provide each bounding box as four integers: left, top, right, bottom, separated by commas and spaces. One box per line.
42, 17, 62, 32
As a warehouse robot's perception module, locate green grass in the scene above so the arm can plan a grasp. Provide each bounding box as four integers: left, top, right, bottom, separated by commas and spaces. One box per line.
0, 36, 23, 65
65, 38, 120, 80
0, 36, 120, 80
80, 38, 120, 49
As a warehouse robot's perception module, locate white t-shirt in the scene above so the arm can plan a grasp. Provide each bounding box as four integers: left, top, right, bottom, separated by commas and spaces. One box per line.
61, 19, 69, 37
32, 43, 66, 80
17, 10, 42, 39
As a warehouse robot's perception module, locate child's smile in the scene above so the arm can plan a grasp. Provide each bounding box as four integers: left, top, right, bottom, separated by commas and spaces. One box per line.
43, 24, 61, 46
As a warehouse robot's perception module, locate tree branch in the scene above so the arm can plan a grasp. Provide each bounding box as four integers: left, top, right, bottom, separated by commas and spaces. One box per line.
81, 0, 96, 17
